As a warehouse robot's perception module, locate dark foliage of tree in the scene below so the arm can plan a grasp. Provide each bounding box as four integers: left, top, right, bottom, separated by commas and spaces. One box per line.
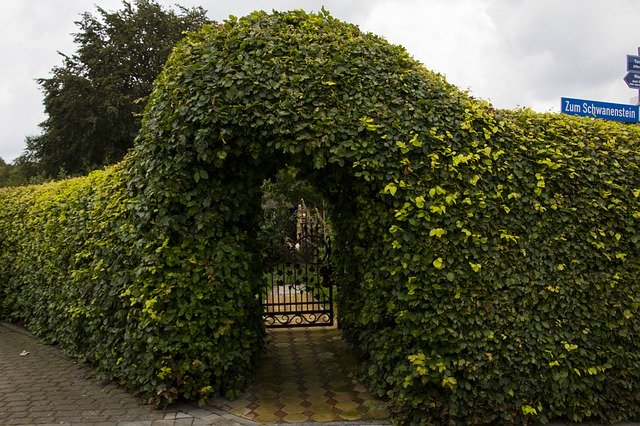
26, 0, 209, 178
0, 157, 13, 187
0, 155, 43, 187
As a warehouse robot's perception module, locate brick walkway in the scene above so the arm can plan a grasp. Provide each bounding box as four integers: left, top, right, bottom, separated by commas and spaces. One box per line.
0, 323, 389, 425
0, 323, 245, 425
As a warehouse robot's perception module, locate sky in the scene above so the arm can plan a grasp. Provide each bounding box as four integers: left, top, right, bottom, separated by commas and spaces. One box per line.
1, 0, 640, 163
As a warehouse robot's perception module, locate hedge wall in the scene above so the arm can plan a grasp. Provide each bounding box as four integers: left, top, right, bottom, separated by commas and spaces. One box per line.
348, 108, 640, 424
0, 162, 265, 405
2, 9, 640, 423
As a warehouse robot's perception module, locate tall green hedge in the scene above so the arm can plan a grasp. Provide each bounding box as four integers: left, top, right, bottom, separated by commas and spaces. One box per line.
348, 108, 640, 424
2, 9, 640, 423
0, 161, 264, 404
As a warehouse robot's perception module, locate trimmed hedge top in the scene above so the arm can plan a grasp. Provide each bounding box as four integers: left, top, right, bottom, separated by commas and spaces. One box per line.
2, 9, 640, 423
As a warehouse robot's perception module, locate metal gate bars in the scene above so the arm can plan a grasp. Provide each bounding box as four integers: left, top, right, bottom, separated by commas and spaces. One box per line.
261, 227, 333, 328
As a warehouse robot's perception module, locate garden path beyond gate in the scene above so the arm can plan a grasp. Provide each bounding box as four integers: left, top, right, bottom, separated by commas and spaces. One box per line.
261, 224, 333, 328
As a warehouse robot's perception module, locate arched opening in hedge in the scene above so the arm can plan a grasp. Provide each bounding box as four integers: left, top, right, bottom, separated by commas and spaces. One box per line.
120, 5, 449, 399
121, 6, 475, 392
124, 6, 474, 329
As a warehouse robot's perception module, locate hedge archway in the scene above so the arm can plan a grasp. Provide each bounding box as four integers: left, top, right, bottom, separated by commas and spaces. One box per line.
4, 9, 640, 424
121, 6, 476, 401
122, 7, 477, 405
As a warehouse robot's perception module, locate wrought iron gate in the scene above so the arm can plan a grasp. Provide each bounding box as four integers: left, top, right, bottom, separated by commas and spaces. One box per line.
261, 228, 333, 328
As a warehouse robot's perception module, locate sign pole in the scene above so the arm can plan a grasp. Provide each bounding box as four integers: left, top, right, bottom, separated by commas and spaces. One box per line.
637, 47, 639, 105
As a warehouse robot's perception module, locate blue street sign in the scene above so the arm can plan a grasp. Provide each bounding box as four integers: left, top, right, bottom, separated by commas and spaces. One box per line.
628, 55, 640, 71
624, 71, 640, 89
561, 97, 639, 123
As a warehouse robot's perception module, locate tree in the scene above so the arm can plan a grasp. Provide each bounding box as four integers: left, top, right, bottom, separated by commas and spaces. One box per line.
0, 158, 11, 186
0, 157, 31, 187
27, 0, 209, 178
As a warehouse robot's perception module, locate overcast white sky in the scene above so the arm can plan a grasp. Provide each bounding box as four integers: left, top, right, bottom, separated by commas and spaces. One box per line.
1, 0, 639, 162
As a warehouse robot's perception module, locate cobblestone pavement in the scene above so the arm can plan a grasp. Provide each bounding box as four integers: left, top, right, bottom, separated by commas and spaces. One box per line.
0, 322, 250, 425
0, 323, 389, 425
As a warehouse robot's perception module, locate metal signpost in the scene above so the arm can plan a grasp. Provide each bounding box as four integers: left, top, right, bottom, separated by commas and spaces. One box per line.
561, 48, 640, 123
625, 49, 640, 103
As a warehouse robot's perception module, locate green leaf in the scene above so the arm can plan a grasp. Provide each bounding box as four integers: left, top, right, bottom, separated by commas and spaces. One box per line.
384, 182, 398, 196
429, 228, 446, 238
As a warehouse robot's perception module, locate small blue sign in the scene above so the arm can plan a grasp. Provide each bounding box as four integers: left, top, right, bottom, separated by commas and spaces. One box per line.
628, 55, 640, 71
624, 71, 640, 89
561, 97, 639, 123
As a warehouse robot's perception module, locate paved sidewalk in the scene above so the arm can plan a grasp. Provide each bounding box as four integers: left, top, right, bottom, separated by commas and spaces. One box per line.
0, 323, 389, 425
0, 322, 250, 425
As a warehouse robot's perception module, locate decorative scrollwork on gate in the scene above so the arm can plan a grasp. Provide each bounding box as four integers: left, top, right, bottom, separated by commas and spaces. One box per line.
261, 227, 333, 328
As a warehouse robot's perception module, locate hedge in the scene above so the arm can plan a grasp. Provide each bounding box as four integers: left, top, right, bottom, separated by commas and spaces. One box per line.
348, 108, 640, 424
0, 161, 264, 405
2, 9, 640, 423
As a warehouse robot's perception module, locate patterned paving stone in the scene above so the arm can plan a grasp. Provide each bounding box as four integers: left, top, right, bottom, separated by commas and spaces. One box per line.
207, 327, 390, 424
